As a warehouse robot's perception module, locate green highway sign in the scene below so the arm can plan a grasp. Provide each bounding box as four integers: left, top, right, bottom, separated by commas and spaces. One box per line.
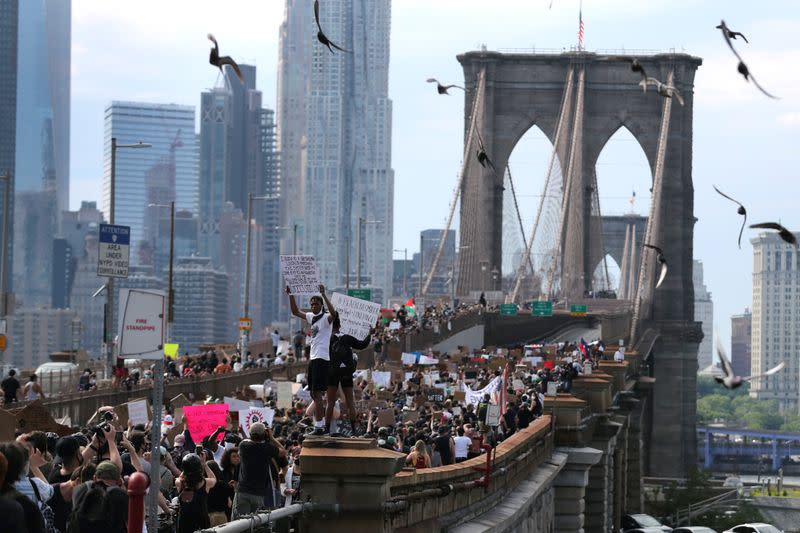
347, 288, 372, 301
532, 300, 553, 317
499, 303, 519, 316
570, 304, 588, 316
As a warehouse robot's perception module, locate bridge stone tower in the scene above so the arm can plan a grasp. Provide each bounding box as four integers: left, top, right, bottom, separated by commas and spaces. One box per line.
457, 50, 703, 476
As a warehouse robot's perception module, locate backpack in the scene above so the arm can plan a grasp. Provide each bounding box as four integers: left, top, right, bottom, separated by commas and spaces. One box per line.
30, 479, 58, 533
68, 481, 112, 533
330, 336, 355, 375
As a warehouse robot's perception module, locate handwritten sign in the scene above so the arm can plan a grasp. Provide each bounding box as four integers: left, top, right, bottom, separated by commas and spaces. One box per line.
238, 408, 276, 436
183, 404, 229, 443
277, 382, 293, 409
371, 371, 391, 389
486, 404, 501, 426
425, 389, 445, 403
128, 399, 149, 426
280, 255, 321, 295
330, 292, 381, 340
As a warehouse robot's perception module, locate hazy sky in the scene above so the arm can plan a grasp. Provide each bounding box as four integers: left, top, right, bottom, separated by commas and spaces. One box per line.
69, 0, 800, 353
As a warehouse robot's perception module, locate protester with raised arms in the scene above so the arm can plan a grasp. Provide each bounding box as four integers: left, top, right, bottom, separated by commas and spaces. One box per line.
287, 284, 336, 435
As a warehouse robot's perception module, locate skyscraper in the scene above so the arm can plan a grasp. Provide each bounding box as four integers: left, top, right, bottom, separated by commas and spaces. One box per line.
693, 260, 713, 371
731, 308, 752, 380
172, 256, 228, 354
102, 102, 198, 262
750, 232, 799, 409
278, 0, 394, 300
0, 0, 18, 302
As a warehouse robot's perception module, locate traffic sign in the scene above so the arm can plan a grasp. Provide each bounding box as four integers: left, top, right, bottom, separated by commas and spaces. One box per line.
570, 304, 588, 317
532, 300, 553, 317
239, 317, 252, 332
347, 288, 372, 301
97, 224, 130, 278
499, 303, 518, 316
0, 334, 7, 351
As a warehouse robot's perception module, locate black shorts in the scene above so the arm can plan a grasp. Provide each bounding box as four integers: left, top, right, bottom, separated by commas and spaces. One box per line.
307, 359, 331, 393
327, 367, 354, 389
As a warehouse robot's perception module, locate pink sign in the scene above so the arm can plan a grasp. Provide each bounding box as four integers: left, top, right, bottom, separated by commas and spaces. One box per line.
183, 404, 229, 443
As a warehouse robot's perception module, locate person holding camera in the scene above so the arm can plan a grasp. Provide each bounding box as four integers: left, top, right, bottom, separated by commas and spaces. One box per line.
232, 422, 286, 519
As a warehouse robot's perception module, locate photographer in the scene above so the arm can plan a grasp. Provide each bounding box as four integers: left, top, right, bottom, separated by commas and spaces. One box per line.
232, 422, 286, 519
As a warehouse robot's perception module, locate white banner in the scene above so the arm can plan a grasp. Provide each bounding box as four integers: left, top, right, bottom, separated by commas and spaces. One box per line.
239, 407, 276, 435
280, 255, 321, 295
117, 289, 165, 359
277, 382, 293, 409
330, 292, 381, 340
128, 399, 149, 426
461, 376, 503, 406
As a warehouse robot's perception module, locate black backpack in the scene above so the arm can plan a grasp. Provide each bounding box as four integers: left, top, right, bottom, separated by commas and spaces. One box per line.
330, 335, 355, 375
68, 481, 112, 533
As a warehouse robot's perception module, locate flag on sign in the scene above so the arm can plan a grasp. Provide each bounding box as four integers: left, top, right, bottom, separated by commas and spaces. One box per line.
578, 1, 585, 50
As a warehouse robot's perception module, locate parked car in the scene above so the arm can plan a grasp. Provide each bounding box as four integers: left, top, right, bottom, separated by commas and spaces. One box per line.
722, 524, 783, 533
625, 529, 672, 533
673, 527, 719, 533
622, 514, 672, 532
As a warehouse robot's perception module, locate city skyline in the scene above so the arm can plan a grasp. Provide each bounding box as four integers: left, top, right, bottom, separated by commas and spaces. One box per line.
48, 0, 800, 351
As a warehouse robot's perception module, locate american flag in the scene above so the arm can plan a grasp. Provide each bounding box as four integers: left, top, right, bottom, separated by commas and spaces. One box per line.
578, 2, 585, 50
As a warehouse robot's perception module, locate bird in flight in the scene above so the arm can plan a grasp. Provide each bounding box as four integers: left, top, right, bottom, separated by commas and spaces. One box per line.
713, 186, 747, 248
630, 58, 648, 85
207, 34, 244, 84
476, 131, 495, 171
715, 336, 785, 390
717, 20, 778, 99
715, 22, 749, 43
643, 244, 668, 289
426, 78, 465, 95
640, 77, 685, 106
750, 222, 798, 248
314, 0, 350, 53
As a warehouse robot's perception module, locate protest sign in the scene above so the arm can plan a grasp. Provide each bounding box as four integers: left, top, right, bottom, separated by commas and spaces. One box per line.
371, 371, 391, 388
224, 397, 251, 412
401, 352, 417, 365
171, 394, 191, 409
330, 292, 381, 340
486, 404, 501, 426
377, 390, 393, 401
425, 389, 445, 403
239, 408, 276, 436
388, 320, 400, 331
184, 404, 229, 443
117, 288, 165, 359
377, 408, 395, 427
453, 391, 466, 403
0, 409, 16, 441
280, 255, 320, 295
546, 382, 559, 397
128, 399, 149, 426
277, 382, 293, 409
164, 343, 179, 359
402, 410, 419, 423
113, 403, 130, 428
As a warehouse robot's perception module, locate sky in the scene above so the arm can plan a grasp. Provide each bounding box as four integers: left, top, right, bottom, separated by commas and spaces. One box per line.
69, 0, 800, 354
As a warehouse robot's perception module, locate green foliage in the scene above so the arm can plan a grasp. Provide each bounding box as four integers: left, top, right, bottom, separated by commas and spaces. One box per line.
697, 376, 789, 430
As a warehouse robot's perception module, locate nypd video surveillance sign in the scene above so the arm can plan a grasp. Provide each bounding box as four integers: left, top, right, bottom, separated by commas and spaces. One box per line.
97, 223, 130, 278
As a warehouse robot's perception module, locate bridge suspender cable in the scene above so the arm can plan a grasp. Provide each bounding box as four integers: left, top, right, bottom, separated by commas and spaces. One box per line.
630, 69, 674, 344
509, 66, 575, 304
504, 164, 535, 303
422, 69, 486, 297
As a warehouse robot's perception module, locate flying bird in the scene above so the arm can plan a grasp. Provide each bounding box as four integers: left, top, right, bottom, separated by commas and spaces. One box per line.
314, 0, 350, 53
713, 185, 747, 248
715, 22, 749, 43
630, 58, 648, 84
643, 243, 667, 289
750, 222, 798, 248
639, 77, 685, 105
475, 131, 495, 171
715, 336, 785, 390
717, 20, 778, 99
426, 78, 465, 95
207, 34, 245, 84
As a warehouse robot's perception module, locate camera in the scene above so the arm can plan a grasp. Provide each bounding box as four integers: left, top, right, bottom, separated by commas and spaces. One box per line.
102, 411, 114, 422
93, 423, 111, 439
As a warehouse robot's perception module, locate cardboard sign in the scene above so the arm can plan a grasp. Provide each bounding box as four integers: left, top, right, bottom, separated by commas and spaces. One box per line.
183, 404, 229, 443
14, 400, 71, 436
425, 389, 445, 403
453, 391, 466, 403
377, 390, 393, 401
486, 404, 501, 427
377, 408, 395, 427
238, 407, 276, 435
330, 292, 381, 340
280, 255, 321, 295
402, 410, 419, 423
171, 394, 191, 409
128, 399, 149, 426
277, 382, 293, 409
0, 408, 16, 441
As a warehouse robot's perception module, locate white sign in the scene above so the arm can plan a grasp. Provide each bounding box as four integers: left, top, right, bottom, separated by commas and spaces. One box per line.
97, 224, 131, 278
372, 371, 391, 388
277, 382, 293, 409
128, 399, 149, 426
388, 320, 401, 331
224, 397, 251, 411
280, 255, 321, 295
486, 404, 501, 426
238, 407, 276, 435
117, 289, 165, 359
546, 382, 559, 397
330, 292, 381, 340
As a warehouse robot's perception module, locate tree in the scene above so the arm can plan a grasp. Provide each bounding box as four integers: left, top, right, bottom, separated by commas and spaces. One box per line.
697, 394, 732, 424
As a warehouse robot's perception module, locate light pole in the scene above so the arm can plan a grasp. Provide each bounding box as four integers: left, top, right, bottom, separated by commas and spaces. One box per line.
105, 138, 151, 376
480, 260, 489, 293
491, 267, 500, 292
393, 248, 407, 297
145, 201, 174, 533
242, 193, 273, 360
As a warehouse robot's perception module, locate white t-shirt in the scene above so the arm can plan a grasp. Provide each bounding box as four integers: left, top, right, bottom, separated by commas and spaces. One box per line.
614, 350, 625, 362
453, 436, 471, 459
305, 312, 332, 361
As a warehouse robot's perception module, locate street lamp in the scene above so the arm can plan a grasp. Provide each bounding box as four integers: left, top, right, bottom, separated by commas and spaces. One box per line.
105, 138, 151, 376
393, 248, 408, 297
145, 201, 174, 533
241, 193, 275, 360
357, 218, 383, 289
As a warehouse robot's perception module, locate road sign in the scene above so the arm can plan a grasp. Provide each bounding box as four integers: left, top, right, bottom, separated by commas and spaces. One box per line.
570, 304, 588, 317
0, 334, 6, 351
97, 224, 130, 278
532, 300, 553, 317
499, 303, 518, 316
347, 288, 372, 301
239, 317, 252, 332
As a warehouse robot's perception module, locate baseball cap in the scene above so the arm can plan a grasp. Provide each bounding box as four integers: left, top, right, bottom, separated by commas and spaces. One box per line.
95, 460, 121, 481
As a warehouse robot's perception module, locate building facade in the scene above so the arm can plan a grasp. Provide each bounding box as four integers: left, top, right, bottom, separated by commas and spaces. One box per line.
172, 256, 228, 354
102, 102, 197, 262
7, 307, 78, 369
731, 308, 752, 380
0, 0, 18, 303
750, 232, 799, 409
68, 233, 104, 357
693, 260, 714, 371
52, 201, 103, 309
278, 0, 394, 300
